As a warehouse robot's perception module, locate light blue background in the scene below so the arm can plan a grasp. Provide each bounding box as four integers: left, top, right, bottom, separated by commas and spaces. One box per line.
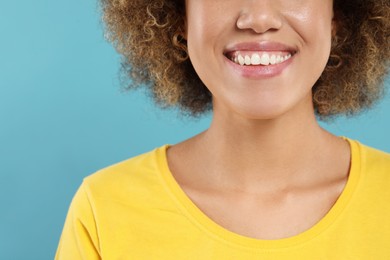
0, 0, 389, 259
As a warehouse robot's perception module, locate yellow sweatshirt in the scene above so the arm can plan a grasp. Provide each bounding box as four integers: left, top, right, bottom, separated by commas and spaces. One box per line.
56, 139, 390, 259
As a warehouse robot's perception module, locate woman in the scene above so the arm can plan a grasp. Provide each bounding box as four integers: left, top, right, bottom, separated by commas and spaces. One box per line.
56, 0, 390, 258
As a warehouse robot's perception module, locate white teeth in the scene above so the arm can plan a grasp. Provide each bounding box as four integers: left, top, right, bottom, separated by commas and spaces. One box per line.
270, 55, 276, 65
238, 55, 245, 65
244, 55, 251, 65
260, 53, 270, 65
232, 52, 293, 66
251, 53, 261, 65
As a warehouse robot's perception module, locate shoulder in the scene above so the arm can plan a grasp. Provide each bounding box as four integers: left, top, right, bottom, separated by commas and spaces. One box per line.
356, 140, 390, 172
81, 145, 169, 201
346, 140, 390, 222
350, 140, 390, 194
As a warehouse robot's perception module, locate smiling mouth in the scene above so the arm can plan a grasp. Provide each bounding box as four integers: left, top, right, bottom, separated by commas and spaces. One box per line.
224, 51, 296, 66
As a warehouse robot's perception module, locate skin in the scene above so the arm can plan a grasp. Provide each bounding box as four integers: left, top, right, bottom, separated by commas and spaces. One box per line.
167, 0, 351, 239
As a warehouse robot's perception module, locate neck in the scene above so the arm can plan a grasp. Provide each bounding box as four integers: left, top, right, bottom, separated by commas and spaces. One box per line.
193, 99, 336, 194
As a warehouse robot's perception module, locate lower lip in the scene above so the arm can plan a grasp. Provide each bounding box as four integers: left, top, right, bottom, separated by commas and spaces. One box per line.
224, 55, 294, 79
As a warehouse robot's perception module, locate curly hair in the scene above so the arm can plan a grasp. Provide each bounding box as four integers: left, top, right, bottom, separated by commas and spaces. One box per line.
100, 0, 390, 118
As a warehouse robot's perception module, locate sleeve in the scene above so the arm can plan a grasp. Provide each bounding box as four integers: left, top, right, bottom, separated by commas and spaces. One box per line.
55, 182, 101, 260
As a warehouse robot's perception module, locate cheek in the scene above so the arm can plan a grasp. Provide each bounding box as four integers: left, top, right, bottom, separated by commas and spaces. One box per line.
286, 4, 334, 71
186, 5, 227, 84
286, 1, 334, 44
186, 0, 235, 53
186, 1, 222, 45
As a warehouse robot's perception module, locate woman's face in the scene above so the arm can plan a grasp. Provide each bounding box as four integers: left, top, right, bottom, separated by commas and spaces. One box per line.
185, 0, 334, 119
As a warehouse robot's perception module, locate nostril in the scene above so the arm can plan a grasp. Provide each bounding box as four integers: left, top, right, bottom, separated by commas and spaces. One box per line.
236, 9, 283, 34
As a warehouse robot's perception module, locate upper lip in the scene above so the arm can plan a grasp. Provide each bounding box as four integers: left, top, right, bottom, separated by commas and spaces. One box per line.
223, 41, 297, 55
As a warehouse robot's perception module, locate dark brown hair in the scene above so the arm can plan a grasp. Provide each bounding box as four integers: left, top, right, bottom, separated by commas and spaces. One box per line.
100, 0, 390, 118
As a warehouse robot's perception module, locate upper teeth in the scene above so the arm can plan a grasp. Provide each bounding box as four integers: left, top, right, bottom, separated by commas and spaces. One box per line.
233, 52, 292, 66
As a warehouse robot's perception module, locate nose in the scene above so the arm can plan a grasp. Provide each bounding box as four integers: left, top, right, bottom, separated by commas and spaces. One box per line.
236, 1, 283, 34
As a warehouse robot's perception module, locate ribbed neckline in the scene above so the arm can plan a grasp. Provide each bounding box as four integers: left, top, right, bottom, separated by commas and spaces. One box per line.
156, 138, 362, 250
